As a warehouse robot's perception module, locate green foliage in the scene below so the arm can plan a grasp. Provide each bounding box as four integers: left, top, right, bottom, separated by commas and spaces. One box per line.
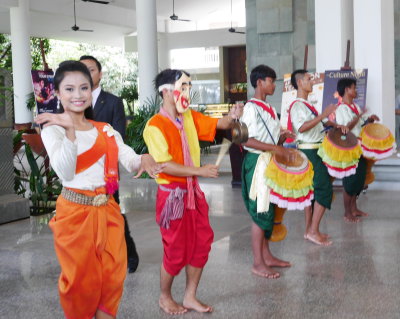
26, 92, 36, 111
13, 133, 62, 215
30, 38, 51, 70
0, 34, 51, 70
46, 39, 138, 96
125, 96, 160, 155
120, 83, 138, 117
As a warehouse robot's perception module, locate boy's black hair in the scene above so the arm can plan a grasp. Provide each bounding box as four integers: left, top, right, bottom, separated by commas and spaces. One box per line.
249, 65, 276, 89
154, 69, 190, 98
290, 69, 308, 90
79, 55, 102, 72
337, 78, 357, 97
53, 60, 94, 120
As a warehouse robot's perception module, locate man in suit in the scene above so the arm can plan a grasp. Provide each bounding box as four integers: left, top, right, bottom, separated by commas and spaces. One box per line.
80, 55, 139, 273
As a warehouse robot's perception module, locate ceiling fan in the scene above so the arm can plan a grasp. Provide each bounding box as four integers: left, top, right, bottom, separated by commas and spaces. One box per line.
170, 0, 191, 22
68, 0, 94, 32
228, 0, 245, 34
82, 0, 110, 4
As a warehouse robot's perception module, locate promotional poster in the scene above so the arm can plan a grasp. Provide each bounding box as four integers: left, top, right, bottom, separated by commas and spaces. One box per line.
322, 69, 368, 111
31, 70, 58, 115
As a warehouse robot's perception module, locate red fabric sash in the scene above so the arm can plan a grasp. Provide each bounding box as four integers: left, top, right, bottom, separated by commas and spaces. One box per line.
75, 120, 119, 194
249, 98, 276, 120
286, 99, 319, 143
344, 103, 359, 116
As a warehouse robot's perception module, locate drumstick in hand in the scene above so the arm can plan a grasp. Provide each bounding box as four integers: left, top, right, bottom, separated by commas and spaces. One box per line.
215, 138, 232, 166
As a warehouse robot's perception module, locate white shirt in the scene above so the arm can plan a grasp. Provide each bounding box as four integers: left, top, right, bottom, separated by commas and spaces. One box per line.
335, 102, 368, 137
290, 98, 326, 144
240, 99, 281, 154
41, 125, 142, 190
92, 86, 101, 108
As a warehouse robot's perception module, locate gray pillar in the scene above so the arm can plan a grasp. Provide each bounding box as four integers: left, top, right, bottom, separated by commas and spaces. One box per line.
315, 0, 354, 72
354, 0, 395, 133
10, 0, 33, 125
136, 0, 159, 106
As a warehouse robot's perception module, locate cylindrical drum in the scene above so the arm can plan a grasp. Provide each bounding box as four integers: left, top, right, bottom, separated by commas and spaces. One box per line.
360, 123, 396, 160
266, 149, 314, 211
317, 128, 362, 178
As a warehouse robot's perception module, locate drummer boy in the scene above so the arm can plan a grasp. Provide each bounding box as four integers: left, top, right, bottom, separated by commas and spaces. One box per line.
240, 64, 294, 278
335, 78, 379, 222
288, 70, 348, 246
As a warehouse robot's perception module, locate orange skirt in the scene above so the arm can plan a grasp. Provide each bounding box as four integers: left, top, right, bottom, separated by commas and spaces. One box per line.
49, 187, 127, 319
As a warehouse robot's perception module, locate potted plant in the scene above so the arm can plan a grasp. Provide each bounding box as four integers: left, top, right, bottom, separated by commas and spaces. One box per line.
13, 131, 62, 216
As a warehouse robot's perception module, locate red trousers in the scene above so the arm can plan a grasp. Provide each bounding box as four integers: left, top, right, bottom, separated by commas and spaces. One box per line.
49, 187, 127, 319
156, 183, 214, 276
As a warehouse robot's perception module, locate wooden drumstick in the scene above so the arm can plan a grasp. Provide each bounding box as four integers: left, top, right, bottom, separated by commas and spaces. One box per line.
215, 138, 232, 166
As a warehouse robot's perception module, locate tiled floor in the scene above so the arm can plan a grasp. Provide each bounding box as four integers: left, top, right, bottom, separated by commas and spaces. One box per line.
1, 169, 400, 318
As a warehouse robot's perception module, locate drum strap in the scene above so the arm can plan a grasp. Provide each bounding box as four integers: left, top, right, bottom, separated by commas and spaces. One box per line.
253, 104, 277, 145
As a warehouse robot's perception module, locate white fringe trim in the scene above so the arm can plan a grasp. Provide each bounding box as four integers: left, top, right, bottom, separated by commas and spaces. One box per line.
269, 193, 314, 211
361, 146, 395, 160
325, 165, 357, 179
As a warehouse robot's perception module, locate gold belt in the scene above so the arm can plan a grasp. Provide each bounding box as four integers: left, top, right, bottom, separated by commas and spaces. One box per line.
297, 143, 321, 150
61, 188, 109, 207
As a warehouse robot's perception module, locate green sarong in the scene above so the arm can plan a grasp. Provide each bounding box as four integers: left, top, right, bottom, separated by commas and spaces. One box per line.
241, 152, 275, 239
343, 156, 367, 196
303, 148, 333, 209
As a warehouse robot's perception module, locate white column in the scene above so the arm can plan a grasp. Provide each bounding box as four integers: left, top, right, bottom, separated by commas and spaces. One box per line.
353, 0, 395, 133
315, 0, 354, 72
136, 0, 158, 106
10, 0, 32, 125
158, 33, 170, 71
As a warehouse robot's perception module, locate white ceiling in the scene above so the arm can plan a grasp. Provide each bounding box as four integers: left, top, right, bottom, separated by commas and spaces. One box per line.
0, 0, 246, 47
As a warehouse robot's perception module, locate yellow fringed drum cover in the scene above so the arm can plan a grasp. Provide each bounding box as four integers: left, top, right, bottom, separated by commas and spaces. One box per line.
361, 123, 395, 151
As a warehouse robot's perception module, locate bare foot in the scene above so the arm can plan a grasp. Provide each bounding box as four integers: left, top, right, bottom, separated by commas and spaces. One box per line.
352, 209, 369, 217
251, 264, 280, 279
159, 295, 187, 315
319, 232, 330, 239
305, 233, 332, 246
344, 214, 360, 223
183, 297, 213, 313
304, 232, 329, 240
265, 256, 291, 268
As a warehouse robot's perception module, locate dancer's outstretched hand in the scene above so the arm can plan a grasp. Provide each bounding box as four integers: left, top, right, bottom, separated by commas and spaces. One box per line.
134, 154, 165, 179
34, 112, 74, 130
198, 164, 219, 178
229, 102, 244, 120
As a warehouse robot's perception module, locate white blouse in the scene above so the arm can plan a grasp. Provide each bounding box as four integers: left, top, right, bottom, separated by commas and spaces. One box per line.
41, 125, 142, 190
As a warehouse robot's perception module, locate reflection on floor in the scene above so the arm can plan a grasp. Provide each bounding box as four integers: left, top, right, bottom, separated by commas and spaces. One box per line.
1, 173, 399, 319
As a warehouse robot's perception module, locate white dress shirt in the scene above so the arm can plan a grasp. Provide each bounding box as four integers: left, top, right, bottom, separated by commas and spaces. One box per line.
92, 86, 101, 108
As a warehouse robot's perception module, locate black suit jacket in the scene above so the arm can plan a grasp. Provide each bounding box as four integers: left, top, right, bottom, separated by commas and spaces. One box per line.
93, 90, 126, 140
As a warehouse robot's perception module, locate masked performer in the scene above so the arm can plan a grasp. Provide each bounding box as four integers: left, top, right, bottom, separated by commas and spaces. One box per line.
143, 69, 242, 315
35, 60, 163, 319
